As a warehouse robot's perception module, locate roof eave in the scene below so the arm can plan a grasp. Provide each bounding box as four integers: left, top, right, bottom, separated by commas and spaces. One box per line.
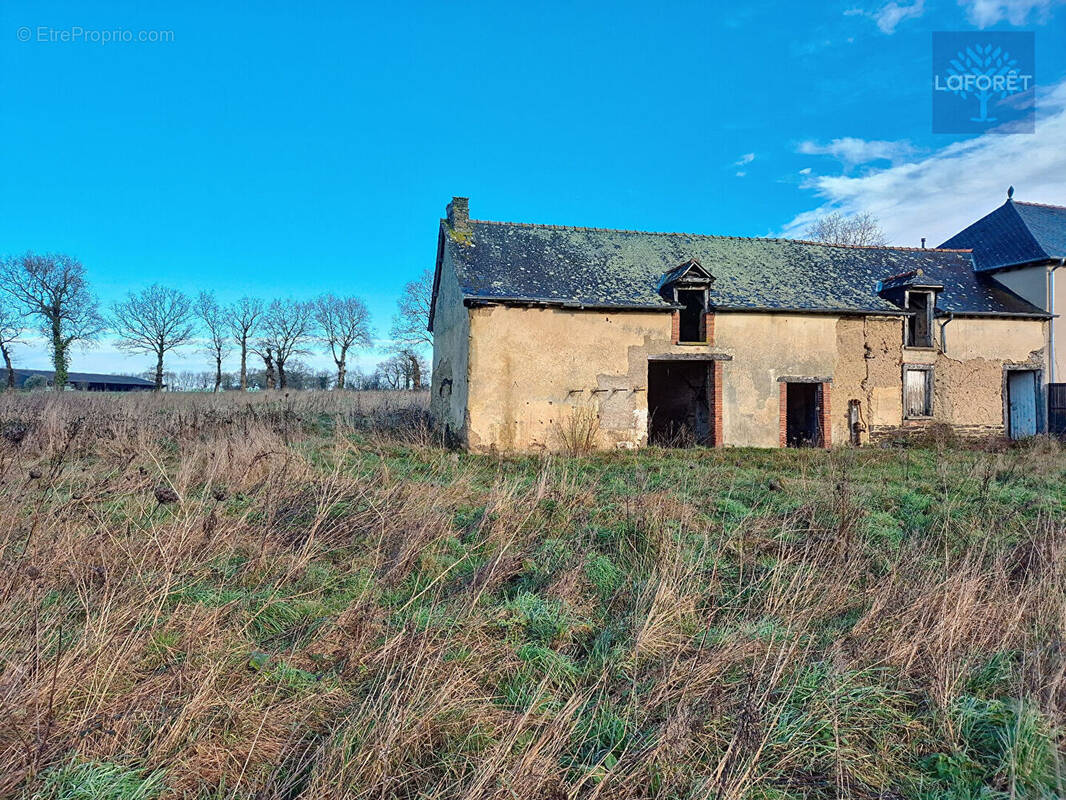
974, 256, 1059, 273
428, 221, 448, 333
712, 305, 908, 317
463, 295, 678, 311
940, 310, 1053, 320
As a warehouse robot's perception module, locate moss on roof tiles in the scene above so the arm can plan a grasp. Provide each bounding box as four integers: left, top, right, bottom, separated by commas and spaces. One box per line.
446, 220, 1046, 317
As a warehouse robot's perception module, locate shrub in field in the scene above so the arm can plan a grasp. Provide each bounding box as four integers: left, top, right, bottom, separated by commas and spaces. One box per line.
558, 403, 601, 456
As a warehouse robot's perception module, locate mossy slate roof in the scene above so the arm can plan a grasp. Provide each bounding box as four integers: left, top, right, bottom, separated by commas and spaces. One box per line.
444, 219, 1046, 317
940, 200, 1066, 272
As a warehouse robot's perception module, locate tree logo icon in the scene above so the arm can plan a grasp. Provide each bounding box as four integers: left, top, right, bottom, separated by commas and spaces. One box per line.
932, 32, 1034, 134
935, 44, 1031, 122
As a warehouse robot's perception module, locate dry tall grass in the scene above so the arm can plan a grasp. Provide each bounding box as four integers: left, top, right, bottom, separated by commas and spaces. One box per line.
0, 391, 1063, 799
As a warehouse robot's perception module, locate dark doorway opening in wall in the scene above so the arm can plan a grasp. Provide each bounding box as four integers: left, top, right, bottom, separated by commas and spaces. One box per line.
648, 361, 713, 446
677, 290, 705, 342
785, 382, 822, 447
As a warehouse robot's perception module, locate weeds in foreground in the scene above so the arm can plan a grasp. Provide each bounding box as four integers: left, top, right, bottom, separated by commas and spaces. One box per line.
0, 391, 1064, 798
559, 403, 602, 456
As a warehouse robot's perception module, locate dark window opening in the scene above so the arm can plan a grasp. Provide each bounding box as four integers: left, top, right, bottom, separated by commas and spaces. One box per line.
785, 382, 823, 447
907, 292, 933, 348
677, 290, 705, 342
648, 361, 713, 446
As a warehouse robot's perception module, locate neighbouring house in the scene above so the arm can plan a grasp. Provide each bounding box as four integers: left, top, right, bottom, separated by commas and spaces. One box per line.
11, 369, 157, 392
939, 193, 1066, 434
430, 196, 1052, 451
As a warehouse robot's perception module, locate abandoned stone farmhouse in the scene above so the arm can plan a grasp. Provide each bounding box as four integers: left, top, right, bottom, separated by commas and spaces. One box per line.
429, 195, 1064, 451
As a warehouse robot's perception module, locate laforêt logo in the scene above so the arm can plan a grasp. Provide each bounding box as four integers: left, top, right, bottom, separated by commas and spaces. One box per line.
932, 32, 1034, 134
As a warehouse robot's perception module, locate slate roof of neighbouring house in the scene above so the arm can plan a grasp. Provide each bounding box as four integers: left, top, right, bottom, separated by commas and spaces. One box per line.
939, 200, 1066, 272
12, 369, 155, 387
437, 218, 1048, 319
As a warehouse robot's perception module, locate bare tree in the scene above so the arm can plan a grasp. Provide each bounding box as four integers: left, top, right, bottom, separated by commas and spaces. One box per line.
804, 212, 887, 246
0, 252, 104, 389
195, 291, 231, 392
258, 300, 313, 390
314, 294, 373, 390
404, 349, 429, 390
110, 285, 196, 391
390, 347, 426, 390
261, 347, 277, 390
0, 305, 24, 390
375, 354, 406, 389
375, 350, 427, 390
389, 268, 433, 350
227, 297, 264, 391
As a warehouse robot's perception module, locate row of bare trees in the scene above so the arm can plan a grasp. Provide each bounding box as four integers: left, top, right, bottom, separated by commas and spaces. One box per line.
1, 252, 434, 392
107, 289, 375, 391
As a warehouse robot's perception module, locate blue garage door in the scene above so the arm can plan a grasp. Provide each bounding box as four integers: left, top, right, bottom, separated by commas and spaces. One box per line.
1008, 370, 1037, 439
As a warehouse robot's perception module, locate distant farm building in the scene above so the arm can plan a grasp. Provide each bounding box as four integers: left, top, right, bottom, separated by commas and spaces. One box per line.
11, 369, 157, 392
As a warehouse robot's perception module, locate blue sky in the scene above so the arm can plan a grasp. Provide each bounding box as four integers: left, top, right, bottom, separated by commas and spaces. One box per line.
2, 0, 1065, 375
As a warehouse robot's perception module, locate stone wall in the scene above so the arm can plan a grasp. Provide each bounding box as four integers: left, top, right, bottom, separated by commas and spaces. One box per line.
432, 280, 1048, 451
464, 305, 677, 451
868, 316, 1047, 443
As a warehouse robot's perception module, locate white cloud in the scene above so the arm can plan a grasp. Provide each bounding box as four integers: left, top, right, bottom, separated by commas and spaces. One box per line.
797, 137, 916, 167
735, 171, 747, 177
847, 1, 925, 33
873, 0, 926, 32
781, 80, 1066, 246
958, 0, 1063, 27
735, 152, 756, 166
798, 167, 813, 175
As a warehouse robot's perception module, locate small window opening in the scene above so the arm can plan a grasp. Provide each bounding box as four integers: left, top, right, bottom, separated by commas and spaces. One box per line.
907, 291, 933, 348
677, 290, 705, 342
904, 367, 933, 418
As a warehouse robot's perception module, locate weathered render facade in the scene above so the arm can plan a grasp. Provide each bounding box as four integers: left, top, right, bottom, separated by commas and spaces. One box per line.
430, 196, 1053, 451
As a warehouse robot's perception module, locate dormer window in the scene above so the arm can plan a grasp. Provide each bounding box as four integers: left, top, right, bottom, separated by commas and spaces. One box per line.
877, 269, 942, 350
659, 258, 714, 344
906, 290, 934, 348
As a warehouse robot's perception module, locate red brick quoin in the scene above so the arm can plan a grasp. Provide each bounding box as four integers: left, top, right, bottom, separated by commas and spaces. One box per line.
819, 383, 831, 449
779, 383, 788, 448
703, 312, 715, 346
712, 361, 723, 447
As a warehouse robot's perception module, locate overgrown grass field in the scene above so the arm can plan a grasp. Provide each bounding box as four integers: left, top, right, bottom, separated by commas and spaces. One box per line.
1, 391, 1065, 799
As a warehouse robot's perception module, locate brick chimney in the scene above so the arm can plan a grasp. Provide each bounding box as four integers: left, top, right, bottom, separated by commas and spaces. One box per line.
446, 196, 470, 232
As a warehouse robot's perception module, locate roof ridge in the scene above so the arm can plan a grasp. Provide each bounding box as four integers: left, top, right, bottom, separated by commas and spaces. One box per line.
469, 218, 972, 253
1013, 200, 1066, 211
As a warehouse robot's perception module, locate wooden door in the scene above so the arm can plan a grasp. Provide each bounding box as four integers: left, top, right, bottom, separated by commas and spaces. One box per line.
1008, 370, 1037, 439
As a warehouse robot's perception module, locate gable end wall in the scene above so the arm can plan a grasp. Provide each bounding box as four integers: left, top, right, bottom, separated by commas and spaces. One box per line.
429, 248, 471, 447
